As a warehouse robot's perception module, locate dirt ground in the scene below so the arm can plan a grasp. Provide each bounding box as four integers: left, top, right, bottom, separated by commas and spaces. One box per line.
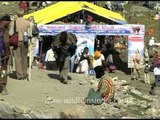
0, 66, 155, 118
0, 68, 98, 118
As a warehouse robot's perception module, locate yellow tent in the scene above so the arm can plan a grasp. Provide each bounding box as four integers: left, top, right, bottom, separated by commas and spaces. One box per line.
24, 1, 127, 25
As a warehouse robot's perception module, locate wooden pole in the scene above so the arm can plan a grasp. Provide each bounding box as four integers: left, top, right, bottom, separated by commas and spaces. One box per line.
28, 38, 32, 81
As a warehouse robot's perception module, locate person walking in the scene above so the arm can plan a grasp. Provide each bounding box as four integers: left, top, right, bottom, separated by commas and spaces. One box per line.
9, 9, 31, 80
54, 31, 77, 84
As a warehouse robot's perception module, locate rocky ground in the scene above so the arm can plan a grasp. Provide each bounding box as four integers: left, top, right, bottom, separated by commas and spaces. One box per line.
0, 67, 160, 119
0, 1, 160, 119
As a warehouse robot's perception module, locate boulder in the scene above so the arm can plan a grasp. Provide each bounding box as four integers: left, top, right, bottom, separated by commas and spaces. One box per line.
59, 105, 85, 118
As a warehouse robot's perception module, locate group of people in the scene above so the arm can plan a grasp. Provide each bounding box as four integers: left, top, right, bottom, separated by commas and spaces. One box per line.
130, 36, 160, 95
0, 11, 159, 107
0, 13, 117, 103
0, 9, 40, 94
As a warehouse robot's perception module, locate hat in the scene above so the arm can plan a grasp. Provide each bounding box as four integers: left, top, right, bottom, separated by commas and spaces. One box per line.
0, 15, 11, 21
94, 50, 101, 59
151, 37, 154, 39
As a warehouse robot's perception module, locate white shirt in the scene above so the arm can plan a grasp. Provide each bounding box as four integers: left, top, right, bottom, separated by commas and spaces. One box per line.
76, 59, 89, 74
154, 67, 160, 75
45, 49, 56, 62
149, 38, 155, 46
93, 54, 105, 68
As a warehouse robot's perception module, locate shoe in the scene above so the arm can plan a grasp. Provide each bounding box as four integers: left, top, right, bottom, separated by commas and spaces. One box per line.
17, 76, 25, 80
62, 79, 68, 84
60, 77, 64, 83
1, 89, 8, 95
67, 76, 72, 80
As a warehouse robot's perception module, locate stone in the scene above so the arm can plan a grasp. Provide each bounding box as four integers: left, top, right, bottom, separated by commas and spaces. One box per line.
59, 105, 85, 119
0, 101, 47, 119
13, 106, 24, 114
1, 2, 10, 5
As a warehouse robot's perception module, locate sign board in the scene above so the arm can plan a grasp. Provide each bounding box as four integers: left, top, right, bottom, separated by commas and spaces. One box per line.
128, 35, 144, 68
37, 24, 145, 70
38, 24, 145, 36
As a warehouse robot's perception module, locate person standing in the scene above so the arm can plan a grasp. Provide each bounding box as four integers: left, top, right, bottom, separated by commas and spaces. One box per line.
149, 62, 160, 95
9, 9, 31, 80
153, 63, 160, 87
76, 47, 90, 74
0, 15, 11, 95
143, 60, 150, 84
149, 37, 155, 47
27, 16, 39, 67
45, 47, 57, 70
93, 47, 105, 69
132, 50, 141, 80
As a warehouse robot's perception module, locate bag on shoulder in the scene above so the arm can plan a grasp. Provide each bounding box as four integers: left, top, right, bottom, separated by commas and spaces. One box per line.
32, 24, 39, 37
10, 20, 18, 46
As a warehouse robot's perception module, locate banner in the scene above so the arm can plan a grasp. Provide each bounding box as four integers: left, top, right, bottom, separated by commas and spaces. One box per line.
70, 34, 95, 72
38, 24, 145, 36
128, 35, 144, 68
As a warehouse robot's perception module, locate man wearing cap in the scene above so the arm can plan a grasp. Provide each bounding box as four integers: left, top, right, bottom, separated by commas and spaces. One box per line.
9, 9, 31, 80
0, 14, 11, 95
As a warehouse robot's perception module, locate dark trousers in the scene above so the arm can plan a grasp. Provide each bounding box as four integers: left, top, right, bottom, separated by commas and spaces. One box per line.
155, 75, 160, 87
58, 56, 70, 80
46, 61, 57, 70
13, 42, 28, 79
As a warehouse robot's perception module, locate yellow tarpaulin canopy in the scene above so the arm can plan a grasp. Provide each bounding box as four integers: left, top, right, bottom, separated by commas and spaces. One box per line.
24, 1, 127, 25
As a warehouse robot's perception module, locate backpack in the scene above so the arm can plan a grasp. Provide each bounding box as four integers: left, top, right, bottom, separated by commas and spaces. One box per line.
32, 24, 39, 37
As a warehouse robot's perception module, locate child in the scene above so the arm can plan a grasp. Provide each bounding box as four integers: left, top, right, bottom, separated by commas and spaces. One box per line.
76, 47, 90, 74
